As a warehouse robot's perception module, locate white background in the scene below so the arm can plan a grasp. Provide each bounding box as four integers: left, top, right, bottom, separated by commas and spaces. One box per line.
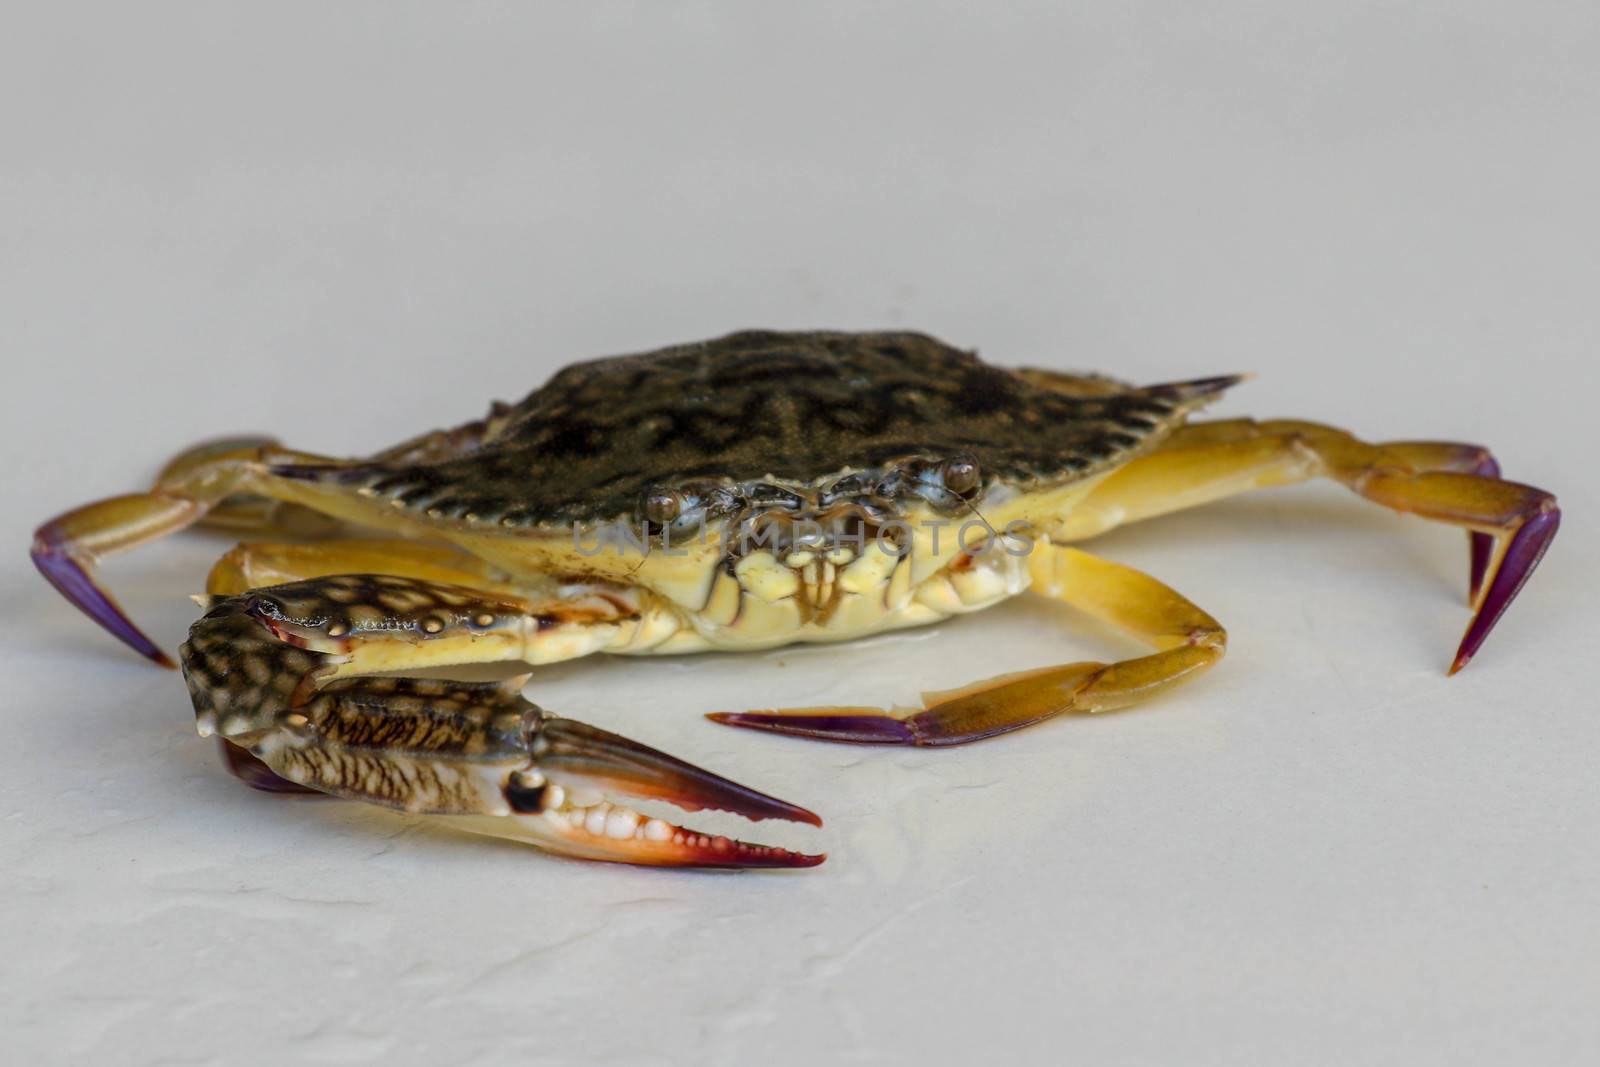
3, 4, 1596, 1064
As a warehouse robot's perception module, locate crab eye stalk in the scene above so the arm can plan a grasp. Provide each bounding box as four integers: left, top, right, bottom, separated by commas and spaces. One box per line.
642, 487, 683, 527
941, 456, 981, 496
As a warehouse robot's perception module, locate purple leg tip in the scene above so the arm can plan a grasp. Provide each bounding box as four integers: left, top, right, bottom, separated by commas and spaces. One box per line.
1453, 506, 1560, 673
708, 711, 920, 745
32, 545, 173, 666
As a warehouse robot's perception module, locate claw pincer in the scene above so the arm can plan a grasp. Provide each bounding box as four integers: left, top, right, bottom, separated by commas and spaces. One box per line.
180, 577, 823, 868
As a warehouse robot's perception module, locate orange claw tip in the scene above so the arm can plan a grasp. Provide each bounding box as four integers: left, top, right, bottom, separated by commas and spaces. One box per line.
602, 824, 828, 869
499, 792, 828, 869
507, 716, 826, 868
665, 837, 827, 869
31, 540, 174, 667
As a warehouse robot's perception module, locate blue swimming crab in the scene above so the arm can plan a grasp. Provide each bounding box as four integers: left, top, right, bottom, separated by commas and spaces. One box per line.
32, 331, 1560, 869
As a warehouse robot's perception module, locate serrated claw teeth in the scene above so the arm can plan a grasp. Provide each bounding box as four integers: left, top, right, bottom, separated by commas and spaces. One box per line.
507, 716, 826, 868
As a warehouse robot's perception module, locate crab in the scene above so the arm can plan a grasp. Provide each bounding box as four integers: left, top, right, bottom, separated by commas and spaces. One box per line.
33, 330, 1560, 869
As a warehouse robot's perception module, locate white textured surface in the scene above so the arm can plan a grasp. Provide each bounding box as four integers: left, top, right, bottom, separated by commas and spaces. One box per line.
3, 4, 1597, 1064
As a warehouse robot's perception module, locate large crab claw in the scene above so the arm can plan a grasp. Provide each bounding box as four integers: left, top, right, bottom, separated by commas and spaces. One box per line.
479, 715, 825, 868
181, 581, 824, 869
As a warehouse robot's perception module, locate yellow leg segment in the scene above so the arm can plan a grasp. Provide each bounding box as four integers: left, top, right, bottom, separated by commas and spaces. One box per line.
1057, 418, 1559, 673
153, 436, 347, 536
708, 543, 1225, 746
32, 440, 348, 665
204, 538, 525, 599
1056, 419, 1501, 538
35, 414, 539, 666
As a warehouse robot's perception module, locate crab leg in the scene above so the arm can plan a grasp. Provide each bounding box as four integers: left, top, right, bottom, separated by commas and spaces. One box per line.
181, 573, 823, 867
1055, 419, 1558, 673
203, 538, 527, 601
150, 436, 352, 536
710, 545, 1225, 746
31, 440, 353, 665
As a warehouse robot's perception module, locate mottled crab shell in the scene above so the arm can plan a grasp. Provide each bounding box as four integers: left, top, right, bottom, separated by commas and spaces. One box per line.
286, 330, 1238, 530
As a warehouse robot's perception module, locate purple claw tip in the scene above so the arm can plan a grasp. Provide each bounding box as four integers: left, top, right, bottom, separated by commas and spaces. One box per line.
708, 711, 919, 746
1160, 374, 1250, 403
31, 544, 172, 666
1453, 506, 1560, 673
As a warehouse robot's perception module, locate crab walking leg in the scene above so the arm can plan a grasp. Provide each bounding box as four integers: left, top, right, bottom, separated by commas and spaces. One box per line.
710, 545, 1225, 746
204, 538, 528, 600
1083, 422, 1506, 601
152, 436, 350, 536
181, 574, 823, 867
157, 400, 513, 534
1057, 419, 1558, 673
30, 441, 352, 665
1369, 442, 1502, 603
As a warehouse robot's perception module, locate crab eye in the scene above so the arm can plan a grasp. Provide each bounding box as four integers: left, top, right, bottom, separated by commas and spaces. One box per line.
941, 456, 981, 496
643, 487, 683, 526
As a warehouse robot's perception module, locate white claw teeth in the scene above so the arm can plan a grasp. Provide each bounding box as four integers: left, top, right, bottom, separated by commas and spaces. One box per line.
605, 808, 640, 839
544, 788, 671, 846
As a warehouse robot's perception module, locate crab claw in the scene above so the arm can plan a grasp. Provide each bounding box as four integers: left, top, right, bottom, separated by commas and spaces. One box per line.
532, 718, 823, 827
493, 717, 825, 868
184, 577, 823, 869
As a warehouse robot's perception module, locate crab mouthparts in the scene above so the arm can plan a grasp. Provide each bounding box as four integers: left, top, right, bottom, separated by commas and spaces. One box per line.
508, 717, 825, 869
